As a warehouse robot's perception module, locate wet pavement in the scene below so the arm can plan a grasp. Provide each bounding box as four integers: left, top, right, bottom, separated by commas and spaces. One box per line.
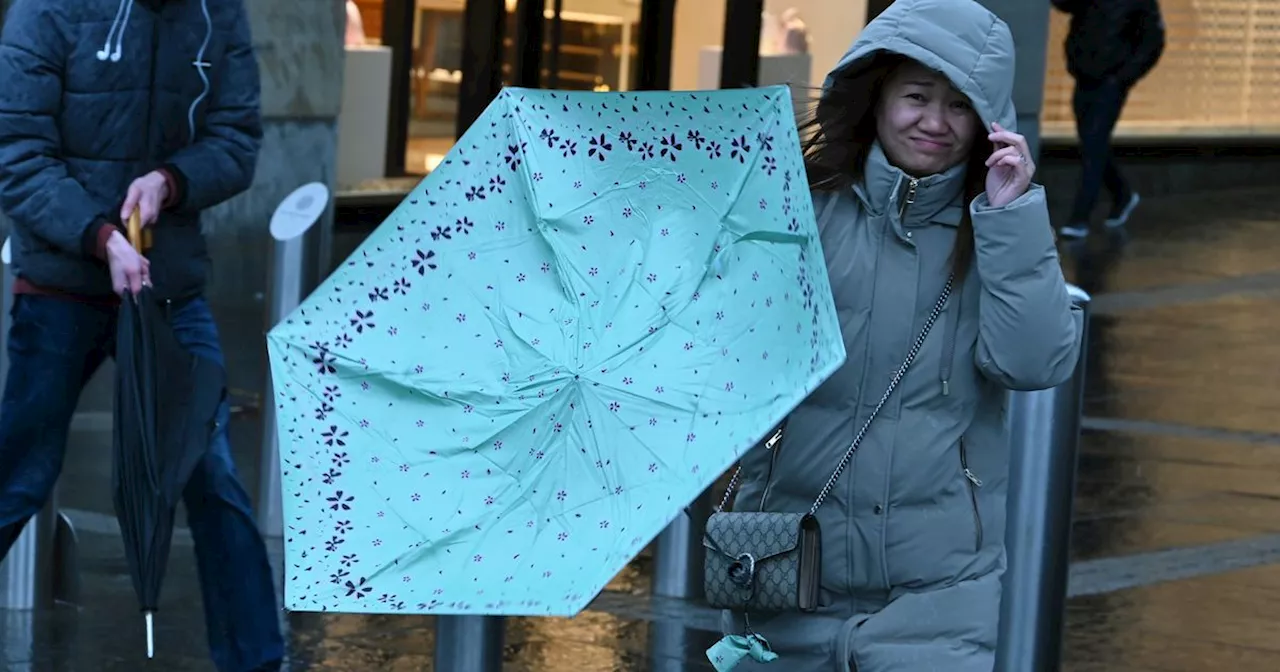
3, 185, 1280, 670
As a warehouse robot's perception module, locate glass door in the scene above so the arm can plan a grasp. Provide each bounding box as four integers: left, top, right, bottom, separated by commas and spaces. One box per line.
406, 0, 469, 175
512, 0, 643, 93
379, 0, 681, 176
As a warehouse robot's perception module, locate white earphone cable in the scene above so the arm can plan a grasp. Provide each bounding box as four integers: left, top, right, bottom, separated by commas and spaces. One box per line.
187, 0, 213, 143
110, 0, 136, 62
95, 0, 129, 61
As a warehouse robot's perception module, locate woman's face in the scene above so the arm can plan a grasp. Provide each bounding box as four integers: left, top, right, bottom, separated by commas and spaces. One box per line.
875, 61, 980, 177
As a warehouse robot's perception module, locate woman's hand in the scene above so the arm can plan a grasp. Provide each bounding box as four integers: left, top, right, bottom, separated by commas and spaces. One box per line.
984, 122, 1035, 208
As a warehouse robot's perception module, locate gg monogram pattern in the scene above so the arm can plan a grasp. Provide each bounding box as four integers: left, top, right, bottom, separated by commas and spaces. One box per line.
704, 511, 818, 612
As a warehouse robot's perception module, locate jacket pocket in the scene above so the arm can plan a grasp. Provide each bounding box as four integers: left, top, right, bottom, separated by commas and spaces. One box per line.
959, 439, 983, 552
836, 614, 869, 672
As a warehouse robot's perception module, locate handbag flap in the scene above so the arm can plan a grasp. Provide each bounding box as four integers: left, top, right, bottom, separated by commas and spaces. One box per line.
702, 512, 806, 562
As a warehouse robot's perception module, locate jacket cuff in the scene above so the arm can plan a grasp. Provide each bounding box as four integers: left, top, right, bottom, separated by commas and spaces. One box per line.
84, 221, 121, 260
160, 163, 188, 210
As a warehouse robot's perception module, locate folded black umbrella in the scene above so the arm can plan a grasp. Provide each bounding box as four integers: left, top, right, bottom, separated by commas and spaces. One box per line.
113, 285, 226, 658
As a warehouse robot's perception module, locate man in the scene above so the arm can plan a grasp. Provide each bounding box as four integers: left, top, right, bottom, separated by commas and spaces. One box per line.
0, 1, 282, 670
1053, 0, 1165, 240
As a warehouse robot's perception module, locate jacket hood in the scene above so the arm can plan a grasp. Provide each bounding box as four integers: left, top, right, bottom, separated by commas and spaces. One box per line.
824, 0, 1018, 132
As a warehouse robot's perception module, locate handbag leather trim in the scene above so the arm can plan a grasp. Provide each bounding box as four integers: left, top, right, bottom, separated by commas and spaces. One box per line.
797, 514, 820, 611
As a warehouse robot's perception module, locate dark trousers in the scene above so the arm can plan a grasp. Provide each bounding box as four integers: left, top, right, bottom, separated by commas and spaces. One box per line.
1068, 78, 1132, 225
0, 294, 283, 672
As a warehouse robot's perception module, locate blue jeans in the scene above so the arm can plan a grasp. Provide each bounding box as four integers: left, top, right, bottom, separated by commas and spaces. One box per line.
0, 294, 283, 672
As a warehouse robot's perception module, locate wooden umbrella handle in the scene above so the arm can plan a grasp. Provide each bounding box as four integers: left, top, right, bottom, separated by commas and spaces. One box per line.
126, 211, 143, 252
125, 211, 152, 252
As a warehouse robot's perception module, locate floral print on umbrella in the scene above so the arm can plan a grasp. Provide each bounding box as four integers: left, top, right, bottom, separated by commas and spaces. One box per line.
266, 85, 844, 617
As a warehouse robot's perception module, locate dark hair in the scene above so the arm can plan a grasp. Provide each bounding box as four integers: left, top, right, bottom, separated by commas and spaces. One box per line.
798, 52, 992, 279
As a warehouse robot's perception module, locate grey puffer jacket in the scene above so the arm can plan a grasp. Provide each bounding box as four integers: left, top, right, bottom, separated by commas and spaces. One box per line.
720, 1, 1083, 670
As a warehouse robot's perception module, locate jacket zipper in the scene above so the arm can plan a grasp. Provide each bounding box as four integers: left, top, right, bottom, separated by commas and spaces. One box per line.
897, 177, 919, 221
758, 426, 784, 511
959, 439, 983, 551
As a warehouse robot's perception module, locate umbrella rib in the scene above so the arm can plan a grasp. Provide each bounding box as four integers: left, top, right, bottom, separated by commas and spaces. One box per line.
589, 385, 693, 475
506, 95, 548, 225
471, 274, 562, 371
274, 354, 531, 484
542, 168, 682, 227
279, 333, 538, 455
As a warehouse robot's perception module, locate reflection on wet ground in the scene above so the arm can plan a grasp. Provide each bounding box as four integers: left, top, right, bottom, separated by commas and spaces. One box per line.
1071, 432, 1280, 561
2, 186, 1280, 669
1063, 563, 1280, 671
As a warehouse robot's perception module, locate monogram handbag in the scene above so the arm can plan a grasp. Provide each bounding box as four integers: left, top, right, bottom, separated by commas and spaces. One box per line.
702, 276, 955, 614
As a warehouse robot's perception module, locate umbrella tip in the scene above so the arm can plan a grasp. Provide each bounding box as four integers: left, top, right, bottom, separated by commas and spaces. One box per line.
145, 611, 155, 658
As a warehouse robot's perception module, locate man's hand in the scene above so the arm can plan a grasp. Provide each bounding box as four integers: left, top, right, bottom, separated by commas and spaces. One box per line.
105, 230, 150, 295
120, 171, 170, 228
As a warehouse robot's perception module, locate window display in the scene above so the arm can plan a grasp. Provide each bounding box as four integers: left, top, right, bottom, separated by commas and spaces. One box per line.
1042, 0, 1280, 137
351, 0, 642, 175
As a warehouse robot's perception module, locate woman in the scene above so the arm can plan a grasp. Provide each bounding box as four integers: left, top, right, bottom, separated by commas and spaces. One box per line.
717, 1, 1082, 670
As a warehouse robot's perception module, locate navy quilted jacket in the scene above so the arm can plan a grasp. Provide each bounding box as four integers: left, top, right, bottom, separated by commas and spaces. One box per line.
1052, 0, 1165, 88
0, 0, 261, 300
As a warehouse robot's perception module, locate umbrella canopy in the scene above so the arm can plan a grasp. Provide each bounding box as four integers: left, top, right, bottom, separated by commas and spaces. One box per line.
113, 282, 226, 655
267, 85, 845, 616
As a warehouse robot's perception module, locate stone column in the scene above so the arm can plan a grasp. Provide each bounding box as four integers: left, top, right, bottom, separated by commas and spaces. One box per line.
977, 0, 1053, 160
205, 0, 345, 296
201, 1, 346, 427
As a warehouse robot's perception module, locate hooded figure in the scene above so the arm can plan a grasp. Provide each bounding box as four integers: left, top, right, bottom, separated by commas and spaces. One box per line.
717, 1, 1083, 670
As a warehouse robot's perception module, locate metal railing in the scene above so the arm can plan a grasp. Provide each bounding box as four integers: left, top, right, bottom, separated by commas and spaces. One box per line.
0, 237, 79, 610
996, 285, 1091, 672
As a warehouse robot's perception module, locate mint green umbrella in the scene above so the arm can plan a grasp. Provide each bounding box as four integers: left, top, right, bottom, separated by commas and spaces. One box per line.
266, 85, 845, 616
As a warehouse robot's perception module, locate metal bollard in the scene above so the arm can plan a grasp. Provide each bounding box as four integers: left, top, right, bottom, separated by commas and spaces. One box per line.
0, 500, 57, 610
434, 615, 504, 672
995, 284, 1091, 672
652, 491, 712, 600
0, 238, 79, 609
647, 492, 713, 671
258, 184, 330, 538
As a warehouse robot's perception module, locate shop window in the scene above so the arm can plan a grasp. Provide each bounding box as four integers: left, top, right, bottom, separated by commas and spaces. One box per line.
405, 4, 466, 175
1042, 0, 1280, 137
511, 1, 642, 93
351, 0, 643, 176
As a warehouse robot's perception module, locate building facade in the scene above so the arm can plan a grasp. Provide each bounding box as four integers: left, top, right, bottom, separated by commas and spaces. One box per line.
343, 0, 1278, 182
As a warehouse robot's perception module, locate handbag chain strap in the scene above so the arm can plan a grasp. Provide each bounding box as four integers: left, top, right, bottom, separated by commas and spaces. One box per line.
716, 275, 955, 516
